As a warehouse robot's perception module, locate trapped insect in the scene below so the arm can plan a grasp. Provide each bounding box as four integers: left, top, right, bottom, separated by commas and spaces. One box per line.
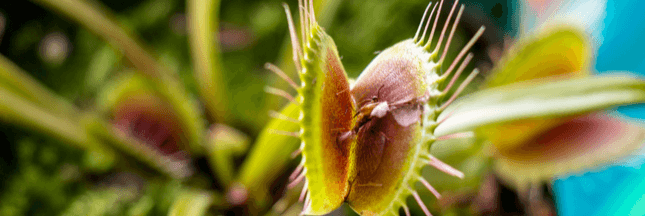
339, 85, 430, 144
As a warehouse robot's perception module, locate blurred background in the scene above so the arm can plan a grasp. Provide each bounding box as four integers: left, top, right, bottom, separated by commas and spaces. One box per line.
0, 0, 643, 215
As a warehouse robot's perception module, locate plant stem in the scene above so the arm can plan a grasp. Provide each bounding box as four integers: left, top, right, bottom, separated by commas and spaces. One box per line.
0, 86, 106, 154
31, 0, 160, 79
187, 0, 230, 123
0, 54, 78, 118
206, 124, 250, 187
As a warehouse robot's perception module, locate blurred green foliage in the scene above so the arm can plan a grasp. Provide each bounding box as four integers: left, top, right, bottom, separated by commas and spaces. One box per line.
0, 0, 502, 132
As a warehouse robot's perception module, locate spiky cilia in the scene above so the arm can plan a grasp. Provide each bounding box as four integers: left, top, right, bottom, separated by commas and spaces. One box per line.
265, 1, 485, 215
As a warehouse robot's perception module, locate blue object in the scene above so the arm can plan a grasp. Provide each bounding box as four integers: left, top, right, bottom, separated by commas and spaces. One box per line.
553, 1, 645, 216
598, 167, 645, 216
555, 164, 644, 216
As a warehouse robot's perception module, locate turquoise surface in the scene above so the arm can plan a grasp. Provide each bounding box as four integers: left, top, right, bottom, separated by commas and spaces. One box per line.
553, 1, 645, 215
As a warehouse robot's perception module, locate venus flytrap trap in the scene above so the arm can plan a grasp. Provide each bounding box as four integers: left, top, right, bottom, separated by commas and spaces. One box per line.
284, 0, 355, 213
94, 73, 195, 178
471, 27, 645, 192
343, 1, 483, 214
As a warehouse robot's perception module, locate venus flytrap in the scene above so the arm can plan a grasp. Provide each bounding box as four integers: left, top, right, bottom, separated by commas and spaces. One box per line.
94, 73, 195, 178
261, 1, 645, 216
473, 27, 645, 192
265, 0, 485, 215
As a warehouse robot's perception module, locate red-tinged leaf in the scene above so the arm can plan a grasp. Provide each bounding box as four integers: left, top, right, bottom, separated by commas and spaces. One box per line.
346, 38, 433, 215
347, 113, 422, 216
476, 26, 594, 153
289, 1, 355, 214
494, 113, 645, 190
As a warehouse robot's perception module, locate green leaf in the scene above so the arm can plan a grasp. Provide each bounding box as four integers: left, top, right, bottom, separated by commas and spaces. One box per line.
436, 75, 645, 137
61, 189, 126, 216
425, 135, 489, 194
0, 86, 114, 164
485, 27, 591, 87
168, 190, 213, 216
237, 102, 300, 207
